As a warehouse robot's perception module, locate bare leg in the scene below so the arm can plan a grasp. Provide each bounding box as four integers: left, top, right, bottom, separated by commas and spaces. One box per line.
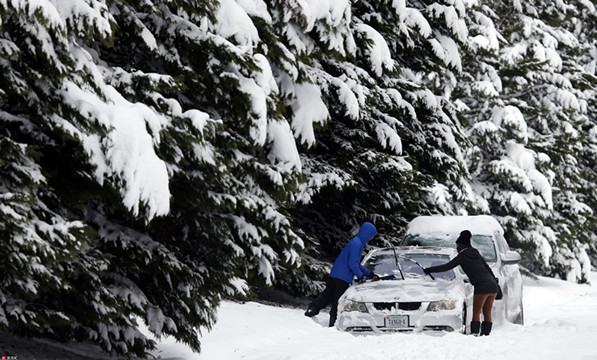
482, 293, 497, 322
472, 294, 491, 322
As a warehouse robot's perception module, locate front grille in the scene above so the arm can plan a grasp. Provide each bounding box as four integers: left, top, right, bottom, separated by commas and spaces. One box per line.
373, 302, 395, 311
399, 302, 421, 311
373, 302, 421, 311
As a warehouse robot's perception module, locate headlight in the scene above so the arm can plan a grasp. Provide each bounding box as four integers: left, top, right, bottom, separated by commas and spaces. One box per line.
427, 300, 457, 312
342, 300, 368, 313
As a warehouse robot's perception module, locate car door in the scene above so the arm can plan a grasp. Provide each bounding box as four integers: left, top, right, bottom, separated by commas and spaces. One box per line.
494, 232, 523, 323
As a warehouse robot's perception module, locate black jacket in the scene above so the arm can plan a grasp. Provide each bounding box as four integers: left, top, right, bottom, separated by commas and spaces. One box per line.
426, 247, 498, 294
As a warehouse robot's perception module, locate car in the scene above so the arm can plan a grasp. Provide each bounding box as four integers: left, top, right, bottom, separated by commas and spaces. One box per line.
399, 215, 524, 325
336, 246, 474, 334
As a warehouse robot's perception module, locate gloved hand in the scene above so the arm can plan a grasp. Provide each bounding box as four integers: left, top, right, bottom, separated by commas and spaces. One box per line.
356, 276, 367, 284
423, 267, 431, 275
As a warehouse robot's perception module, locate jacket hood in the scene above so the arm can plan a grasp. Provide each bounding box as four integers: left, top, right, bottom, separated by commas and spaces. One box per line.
357, 222, 377, 244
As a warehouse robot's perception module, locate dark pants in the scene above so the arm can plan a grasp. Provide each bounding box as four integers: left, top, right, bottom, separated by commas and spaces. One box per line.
310, 276, 350, 327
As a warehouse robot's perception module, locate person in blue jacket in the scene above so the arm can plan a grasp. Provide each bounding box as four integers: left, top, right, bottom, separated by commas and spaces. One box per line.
304, 222, 378, 326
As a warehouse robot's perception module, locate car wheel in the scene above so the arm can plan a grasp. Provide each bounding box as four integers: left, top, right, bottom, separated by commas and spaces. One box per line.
514, 300, 524, 325
461, 302, 468, 334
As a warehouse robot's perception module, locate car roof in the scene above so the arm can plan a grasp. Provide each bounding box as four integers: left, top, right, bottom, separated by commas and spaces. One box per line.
405, 215, 503, 236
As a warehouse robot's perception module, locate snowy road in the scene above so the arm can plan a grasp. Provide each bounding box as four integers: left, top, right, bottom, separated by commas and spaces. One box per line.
151, 273, 597, 360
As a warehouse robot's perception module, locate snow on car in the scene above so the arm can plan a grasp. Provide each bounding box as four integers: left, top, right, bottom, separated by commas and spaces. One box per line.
400, 215, 524, 325
336, 246, 473, 333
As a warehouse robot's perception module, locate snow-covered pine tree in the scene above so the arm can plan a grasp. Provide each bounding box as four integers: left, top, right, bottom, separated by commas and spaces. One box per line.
453, 0, 557, 272
251, 0, 483, 296
549, 0, 597, 281
457, 0, 596, 281
572, 0, 597, 274
496, 0, 597, 281
387, 0, 490, 215
0, 0, 154, 354
1, 0, 305, 355
273, 0, 426, 257
105, 0, 306, 310
2, 0, 597, 356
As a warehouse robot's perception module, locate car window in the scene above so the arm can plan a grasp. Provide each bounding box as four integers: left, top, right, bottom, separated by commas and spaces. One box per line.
401, 234, 497, 262
495, 234, 506, 254
364, 252, 455, 280
472, 235, 497, 262
496, 233, 510, 254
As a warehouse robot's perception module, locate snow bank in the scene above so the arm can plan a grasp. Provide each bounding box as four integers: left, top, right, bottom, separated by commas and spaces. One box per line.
185, 273, 597, 360
6, 273, 597, 359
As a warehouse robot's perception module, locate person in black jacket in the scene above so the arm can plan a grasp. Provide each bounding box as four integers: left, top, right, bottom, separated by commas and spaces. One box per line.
424, 230, 498, 336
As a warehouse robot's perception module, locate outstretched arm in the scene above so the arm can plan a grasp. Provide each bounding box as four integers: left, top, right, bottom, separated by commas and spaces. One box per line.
425, 255, 462, 273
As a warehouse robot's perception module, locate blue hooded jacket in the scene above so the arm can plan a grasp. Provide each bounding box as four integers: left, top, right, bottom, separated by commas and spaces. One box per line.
329, 222, 377, 284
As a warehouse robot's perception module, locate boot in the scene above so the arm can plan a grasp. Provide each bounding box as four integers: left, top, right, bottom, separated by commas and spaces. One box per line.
304, 305, 319, 317
481, 321, 492, 336
470, 321, 480, 335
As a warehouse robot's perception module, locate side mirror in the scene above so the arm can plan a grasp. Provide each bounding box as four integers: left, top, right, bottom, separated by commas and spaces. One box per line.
502, 250, 521, 265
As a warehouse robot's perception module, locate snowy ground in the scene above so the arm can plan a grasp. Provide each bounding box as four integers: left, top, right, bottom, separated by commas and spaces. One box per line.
152, 272, 597, 360
2, 273, 596, 359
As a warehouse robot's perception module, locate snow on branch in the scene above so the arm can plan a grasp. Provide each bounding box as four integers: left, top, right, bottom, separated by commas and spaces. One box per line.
374, 120, 403, 155
267, 119, 302, 172
57, 80, 171, 220
290, 82, 330, 147
51, 0, 115, 41
213, 0, 261, 49
354, 23, 394, 76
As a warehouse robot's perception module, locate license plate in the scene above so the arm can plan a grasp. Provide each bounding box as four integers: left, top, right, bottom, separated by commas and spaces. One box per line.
385, 315, 409, 328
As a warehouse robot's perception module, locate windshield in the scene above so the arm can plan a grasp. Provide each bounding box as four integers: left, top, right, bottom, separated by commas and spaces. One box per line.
364, 251, 455, 280
401, 234, 497, 262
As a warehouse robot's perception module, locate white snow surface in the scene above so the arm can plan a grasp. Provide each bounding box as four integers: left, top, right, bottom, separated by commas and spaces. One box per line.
3, 273, 597, 359
145, 272, 597, 360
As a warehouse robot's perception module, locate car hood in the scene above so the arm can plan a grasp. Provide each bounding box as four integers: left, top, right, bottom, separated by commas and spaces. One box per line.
343, 278, 468, 303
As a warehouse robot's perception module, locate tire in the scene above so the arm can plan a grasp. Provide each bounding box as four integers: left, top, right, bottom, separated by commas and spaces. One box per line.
514, 300, 524, 325
461, 302, 468, 334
